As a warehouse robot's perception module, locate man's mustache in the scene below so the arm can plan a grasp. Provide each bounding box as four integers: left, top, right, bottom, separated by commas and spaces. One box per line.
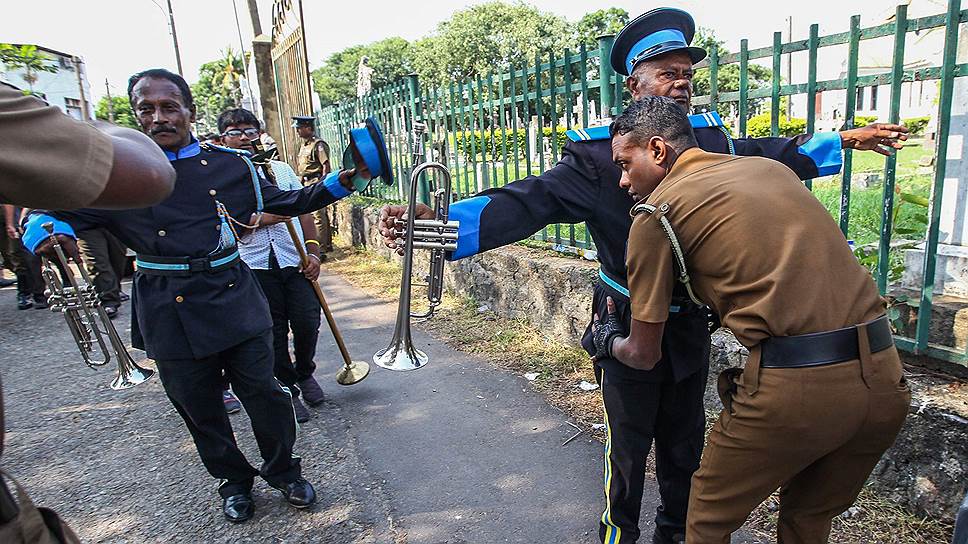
150, 127, 177, 135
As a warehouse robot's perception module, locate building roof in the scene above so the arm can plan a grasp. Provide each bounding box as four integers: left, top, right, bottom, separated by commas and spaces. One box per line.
7, 43, 78, 60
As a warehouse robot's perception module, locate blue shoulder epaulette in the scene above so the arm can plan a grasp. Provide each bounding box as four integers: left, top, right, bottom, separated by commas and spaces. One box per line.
566, 125, 611, 142
689, 111, 725, 129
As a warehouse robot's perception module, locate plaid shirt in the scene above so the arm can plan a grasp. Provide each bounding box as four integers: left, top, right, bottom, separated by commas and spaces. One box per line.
238, 161, 306, 270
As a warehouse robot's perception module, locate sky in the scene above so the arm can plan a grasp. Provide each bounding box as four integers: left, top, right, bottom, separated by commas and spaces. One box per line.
0, 0, 930, 103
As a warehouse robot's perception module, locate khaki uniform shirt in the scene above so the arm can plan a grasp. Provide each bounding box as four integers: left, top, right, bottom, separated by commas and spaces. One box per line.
627, 148, 885, 348
296, 138, 329, 183
0, 82, 113, 209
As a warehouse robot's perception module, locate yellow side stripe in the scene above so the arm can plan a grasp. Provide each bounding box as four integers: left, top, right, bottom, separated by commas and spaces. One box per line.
600, 369, 622, 544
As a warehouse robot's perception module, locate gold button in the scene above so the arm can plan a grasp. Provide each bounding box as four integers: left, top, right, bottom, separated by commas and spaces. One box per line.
158, 230, 167, 237
209, 189, 217, 196
175, 295, 184, 303
200, 159, 208, 166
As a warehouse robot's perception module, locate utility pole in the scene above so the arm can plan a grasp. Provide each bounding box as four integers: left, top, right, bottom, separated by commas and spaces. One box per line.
247, 0, 262, 35
72, 56, 90, 121
166, 0, 184, 76
105, 79, 115, 122
231, 0, 257, 116
246, 0, 281, 141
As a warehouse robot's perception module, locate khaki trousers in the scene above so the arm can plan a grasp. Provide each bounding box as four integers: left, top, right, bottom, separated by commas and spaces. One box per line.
313, 207, 333, 252
687, 339, 911, 543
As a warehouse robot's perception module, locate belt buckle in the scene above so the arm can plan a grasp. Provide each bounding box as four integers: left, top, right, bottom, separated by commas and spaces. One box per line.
188, 257, 210, 273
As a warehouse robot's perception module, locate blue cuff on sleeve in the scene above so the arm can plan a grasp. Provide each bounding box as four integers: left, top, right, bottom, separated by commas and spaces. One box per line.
323, 171, 352, 200
22, 214, 75, 254
797, 131, 843, 177
446, 196, 491, 261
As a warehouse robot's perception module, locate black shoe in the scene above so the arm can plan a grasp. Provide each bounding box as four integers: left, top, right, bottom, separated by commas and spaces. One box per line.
0, 278, 14, 288
292, 396, 310, 423
119, 291, 130, 302
103, 305, 119, 319
17, 294, 32, 310
297, 376, 325, 406
271, 477, 316, 508
222, 493, 255, 523
32, 295, 48, 310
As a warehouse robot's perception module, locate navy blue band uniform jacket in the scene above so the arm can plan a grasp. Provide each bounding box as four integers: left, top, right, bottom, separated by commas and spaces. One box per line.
23, 140, 352, 361
444, 111, 843, 381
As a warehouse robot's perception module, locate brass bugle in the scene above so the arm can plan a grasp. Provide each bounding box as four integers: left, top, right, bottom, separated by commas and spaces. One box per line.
39, 223, 154, 390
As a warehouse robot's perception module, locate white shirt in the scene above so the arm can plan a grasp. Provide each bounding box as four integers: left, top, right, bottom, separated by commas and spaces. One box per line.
238, 160, 307, 270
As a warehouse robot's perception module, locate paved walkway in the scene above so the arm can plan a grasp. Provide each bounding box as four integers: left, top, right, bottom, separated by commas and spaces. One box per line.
0, 270, 722, 543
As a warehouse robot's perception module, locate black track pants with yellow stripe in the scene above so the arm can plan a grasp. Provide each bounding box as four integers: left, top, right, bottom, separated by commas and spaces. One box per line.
595, 363, 707, 544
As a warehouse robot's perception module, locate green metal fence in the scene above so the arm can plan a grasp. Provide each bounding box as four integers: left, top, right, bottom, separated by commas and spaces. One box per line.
317, 0, 967, 364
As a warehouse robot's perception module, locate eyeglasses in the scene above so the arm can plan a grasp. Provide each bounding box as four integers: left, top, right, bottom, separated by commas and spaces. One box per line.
222, 128, 259, 138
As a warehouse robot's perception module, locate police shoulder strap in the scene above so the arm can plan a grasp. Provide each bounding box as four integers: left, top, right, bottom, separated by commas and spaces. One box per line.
631, 202, 704, 306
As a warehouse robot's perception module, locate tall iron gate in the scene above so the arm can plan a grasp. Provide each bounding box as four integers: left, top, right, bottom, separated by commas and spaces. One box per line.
316, 0, 967, 364
270, 0, 312, 166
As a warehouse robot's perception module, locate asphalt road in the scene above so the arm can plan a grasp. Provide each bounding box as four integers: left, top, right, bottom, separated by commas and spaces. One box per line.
0, 271, 672, 543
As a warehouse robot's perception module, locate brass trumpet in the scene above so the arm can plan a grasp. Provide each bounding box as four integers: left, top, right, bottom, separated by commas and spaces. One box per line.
39, 223, 154, 390
373, 124, 458, 371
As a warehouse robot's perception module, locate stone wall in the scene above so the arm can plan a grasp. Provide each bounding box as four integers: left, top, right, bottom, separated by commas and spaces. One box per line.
334, 199, 968, 522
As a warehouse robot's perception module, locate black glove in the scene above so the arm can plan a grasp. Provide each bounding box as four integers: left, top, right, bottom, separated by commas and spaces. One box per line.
593, 310, 626, 360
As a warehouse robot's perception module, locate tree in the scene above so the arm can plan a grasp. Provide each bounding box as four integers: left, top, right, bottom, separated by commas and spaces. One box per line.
311, 37, 415, 105
413, 2, 570, 85
573, 8, 629, 48
94, 95, 139, 130
0, 43, 58, 93
691, 28, 771, 99
191, 47, 248, 132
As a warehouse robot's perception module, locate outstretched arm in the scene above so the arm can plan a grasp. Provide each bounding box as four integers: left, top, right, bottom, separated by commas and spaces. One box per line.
379, 142, 603, 260
730, 122, 908, 180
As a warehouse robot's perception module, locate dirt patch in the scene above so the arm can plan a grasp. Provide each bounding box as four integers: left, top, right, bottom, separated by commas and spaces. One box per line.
323, 245, 954, 544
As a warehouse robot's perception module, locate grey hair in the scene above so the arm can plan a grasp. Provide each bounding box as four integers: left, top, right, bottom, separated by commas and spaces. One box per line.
609, 95, 697, 151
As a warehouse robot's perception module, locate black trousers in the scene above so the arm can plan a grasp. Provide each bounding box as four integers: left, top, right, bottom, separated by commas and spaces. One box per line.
595, 364, 707, 544
154, 331, 301, 498
77, 228, 126, 307
583, 283, 709, 544
251, 257, 321, 390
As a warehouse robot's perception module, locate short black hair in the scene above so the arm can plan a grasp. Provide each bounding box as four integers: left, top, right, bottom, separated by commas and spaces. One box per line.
217, 108, 261, 133
127, 68, 194, 109
610, 95, 698, 151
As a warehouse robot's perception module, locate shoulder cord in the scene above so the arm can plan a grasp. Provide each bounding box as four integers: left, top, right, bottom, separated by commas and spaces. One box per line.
718, 126, 736, 155
202, 144, 268, 247
631, 203, 704, 306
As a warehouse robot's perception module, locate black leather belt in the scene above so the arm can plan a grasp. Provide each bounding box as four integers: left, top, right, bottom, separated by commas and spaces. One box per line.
135, 247, 240, 277
760, 315, 894, 369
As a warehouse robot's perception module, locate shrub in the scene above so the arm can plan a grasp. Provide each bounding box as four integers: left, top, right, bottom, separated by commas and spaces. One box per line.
902, 116, 930, 136
455, 127, 569, 160
854, 115, 878, 126
745, 113, 807, 138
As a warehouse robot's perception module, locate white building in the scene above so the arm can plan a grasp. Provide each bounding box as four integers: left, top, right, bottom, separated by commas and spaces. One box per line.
783, 0, 945, 126
0, 45, 95, 120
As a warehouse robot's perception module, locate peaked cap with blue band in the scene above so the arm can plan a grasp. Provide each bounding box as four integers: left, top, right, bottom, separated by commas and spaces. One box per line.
610, 7, 708, 77
348, 116, 393, 187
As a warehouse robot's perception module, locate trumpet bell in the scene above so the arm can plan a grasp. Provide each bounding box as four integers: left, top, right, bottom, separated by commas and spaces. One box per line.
111, 361, 155, 390
373, 342, 428, 371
